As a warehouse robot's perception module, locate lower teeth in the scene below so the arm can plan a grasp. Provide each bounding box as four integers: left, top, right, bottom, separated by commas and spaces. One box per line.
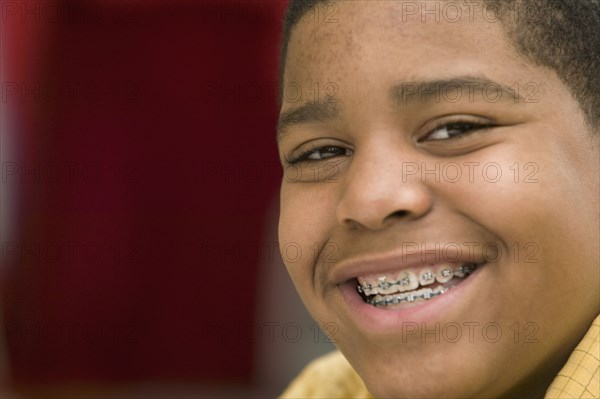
366, 286, 448, 307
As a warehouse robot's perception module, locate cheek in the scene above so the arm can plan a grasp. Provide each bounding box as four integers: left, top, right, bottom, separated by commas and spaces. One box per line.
278, 183, 340, 269
434, 144, 599, 308
433, 144, 567, 239
278, 183, 344, 323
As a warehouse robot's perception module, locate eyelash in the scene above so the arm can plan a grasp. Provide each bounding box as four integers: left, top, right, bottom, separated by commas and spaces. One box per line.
420, 121, 492, 142
286, 145, 353, 165
285, 121, 492, 164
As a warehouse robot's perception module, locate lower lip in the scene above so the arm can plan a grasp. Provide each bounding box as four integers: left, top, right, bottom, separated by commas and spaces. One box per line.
337, 264, 486, 334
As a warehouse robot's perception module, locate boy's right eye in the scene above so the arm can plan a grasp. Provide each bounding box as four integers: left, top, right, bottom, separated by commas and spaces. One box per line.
287, 146, 353, 164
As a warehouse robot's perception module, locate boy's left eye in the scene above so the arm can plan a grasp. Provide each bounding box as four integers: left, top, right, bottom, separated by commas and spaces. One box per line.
306, 146, 350, 160
426, 122, 490, 141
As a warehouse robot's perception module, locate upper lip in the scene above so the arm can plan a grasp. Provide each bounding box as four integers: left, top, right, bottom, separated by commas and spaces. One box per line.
330, 244, 486, 285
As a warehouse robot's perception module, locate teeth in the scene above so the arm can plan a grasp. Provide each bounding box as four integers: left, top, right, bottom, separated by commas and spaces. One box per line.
378, 276, 399, 295
397, 271, 419, 292
419, 269, 435, 286
422, 288, 432, 299
435, 265, 453, 283
453, 264, 476, 278
358, 263, 475, 293
357, 263, 480, 307
367, 286, 450, 307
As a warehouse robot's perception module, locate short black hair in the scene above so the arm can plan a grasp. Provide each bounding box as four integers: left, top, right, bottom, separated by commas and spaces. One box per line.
279, 0, 600, 129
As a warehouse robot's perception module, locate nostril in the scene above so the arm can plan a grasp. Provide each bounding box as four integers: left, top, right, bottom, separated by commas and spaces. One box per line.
390, 210, 410, 219
343, 219, 363, 230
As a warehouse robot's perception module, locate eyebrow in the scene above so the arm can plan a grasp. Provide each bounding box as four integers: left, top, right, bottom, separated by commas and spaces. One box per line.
391, 76, 524, 105
276, 76, 524, 142
277, 100, 342, 143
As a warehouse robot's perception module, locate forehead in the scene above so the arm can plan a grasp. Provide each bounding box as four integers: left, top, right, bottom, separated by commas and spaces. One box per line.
283, 1, 531, 95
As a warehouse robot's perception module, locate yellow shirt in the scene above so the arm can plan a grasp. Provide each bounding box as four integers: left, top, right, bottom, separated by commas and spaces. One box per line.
281, 316, 599, 399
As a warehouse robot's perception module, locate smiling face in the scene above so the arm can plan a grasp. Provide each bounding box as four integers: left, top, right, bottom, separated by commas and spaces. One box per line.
277, 2, 599, 398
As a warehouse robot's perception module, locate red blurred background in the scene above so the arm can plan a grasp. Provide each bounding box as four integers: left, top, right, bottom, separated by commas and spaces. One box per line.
1, 1, 332, 397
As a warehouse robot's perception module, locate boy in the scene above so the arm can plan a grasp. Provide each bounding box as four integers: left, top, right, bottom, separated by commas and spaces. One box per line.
276, 1, 599, 398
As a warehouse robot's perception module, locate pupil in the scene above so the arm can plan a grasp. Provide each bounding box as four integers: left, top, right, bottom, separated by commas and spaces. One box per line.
448, 123, 471, 136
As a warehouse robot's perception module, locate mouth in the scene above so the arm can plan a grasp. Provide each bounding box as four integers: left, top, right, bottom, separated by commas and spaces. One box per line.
331, 246, 489, 329
354, 262, 483, 309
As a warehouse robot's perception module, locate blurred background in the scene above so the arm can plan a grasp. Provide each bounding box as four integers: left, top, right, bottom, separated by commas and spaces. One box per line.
0, 1, 334, 397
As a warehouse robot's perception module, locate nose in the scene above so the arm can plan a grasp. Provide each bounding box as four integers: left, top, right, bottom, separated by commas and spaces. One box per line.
336, 147, 433, 231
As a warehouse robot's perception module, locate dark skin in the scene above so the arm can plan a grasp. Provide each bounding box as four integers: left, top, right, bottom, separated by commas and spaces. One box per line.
277, 2, 599, 398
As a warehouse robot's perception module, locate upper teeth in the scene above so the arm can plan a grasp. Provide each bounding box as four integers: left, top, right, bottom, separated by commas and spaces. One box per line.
357, 263, 477, 296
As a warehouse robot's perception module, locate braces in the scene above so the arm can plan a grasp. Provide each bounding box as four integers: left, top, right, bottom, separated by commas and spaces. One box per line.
356, 263, 477, 296
367, 286, 448, 306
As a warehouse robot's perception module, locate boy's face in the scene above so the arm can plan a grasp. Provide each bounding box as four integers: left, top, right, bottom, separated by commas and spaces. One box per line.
277, 2, 599, 398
